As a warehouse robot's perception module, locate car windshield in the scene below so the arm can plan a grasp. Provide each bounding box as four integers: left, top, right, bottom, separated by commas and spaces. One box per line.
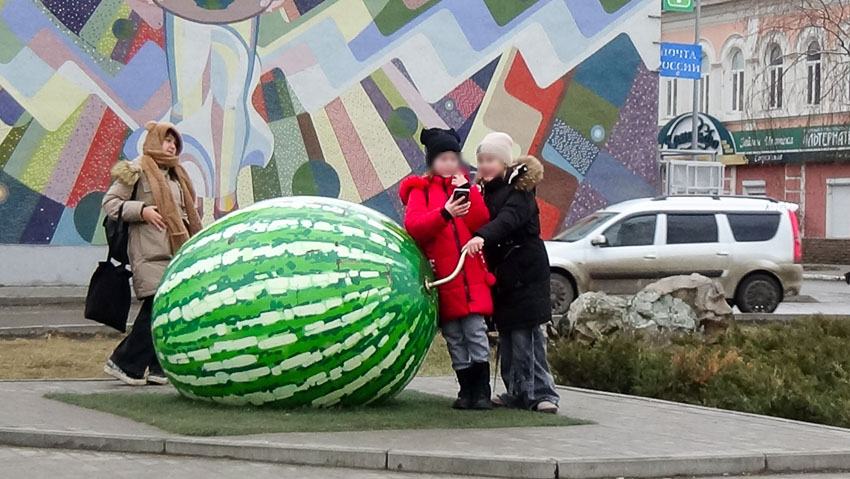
554, 212, 616, 242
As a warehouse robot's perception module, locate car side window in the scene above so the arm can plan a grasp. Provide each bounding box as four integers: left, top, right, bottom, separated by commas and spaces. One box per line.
666, 214, 718, 244
603, 215, 657, 247
727, 213, 781, 242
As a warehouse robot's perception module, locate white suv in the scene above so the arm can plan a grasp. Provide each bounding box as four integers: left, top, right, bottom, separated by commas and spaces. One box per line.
546, 196, 803, 314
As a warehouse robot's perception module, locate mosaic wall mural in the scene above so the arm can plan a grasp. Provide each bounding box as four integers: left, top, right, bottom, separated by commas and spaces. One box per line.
0, 0, 659, 245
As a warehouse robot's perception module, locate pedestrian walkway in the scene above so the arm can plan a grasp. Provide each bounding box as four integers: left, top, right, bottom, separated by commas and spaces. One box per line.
1, 377, 849, 478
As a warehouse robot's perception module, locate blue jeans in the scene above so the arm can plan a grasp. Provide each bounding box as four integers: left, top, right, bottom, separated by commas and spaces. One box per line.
440, 314, 490, 370
499, 326, 559, 409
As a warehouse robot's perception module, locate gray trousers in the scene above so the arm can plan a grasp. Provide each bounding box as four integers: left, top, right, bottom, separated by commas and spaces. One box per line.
499, 326, 560, 409
440, 314, 490, 371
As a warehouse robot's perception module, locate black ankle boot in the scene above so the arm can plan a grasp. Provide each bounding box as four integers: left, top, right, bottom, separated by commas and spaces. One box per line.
452, 367, 474, 409
470, 362, 493, 410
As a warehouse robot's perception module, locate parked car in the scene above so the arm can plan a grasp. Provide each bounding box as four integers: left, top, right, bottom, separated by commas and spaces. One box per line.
546, 195, 803, 314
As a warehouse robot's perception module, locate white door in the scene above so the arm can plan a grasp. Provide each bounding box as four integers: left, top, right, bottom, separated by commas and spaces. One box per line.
826, 179, 850, 238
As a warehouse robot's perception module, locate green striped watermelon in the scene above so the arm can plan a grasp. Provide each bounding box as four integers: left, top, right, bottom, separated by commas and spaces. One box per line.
151, 197, 438, 407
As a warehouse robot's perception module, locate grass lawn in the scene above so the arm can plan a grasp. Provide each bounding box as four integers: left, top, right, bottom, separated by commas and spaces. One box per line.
0, 334, 458, 380
46, 390, 581, 436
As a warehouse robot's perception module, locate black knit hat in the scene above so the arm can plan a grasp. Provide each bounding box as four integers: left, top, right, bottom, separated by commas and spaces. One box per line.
420, 127, 461, 166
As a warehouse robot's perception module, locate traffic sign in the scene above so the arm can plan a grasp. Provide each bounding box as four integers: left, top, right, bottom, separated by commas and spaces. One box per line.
663, 0, 694, 12
660, 42, 702, 79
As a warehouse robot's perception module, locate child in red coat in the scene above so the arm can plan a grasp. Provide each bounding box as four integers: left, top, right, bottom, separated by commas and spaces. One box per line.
399, 127, 494, 410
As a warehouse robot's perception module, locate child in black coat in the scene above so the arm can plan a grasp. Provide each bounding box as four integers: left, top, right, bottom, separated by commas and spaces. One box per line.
464, 132, 560, 414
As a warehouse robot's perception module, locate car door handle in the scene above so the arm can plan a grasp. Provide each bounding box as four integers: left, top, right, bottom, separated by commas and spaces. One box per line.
643, 254, 657, 260
716, 251, 730, 257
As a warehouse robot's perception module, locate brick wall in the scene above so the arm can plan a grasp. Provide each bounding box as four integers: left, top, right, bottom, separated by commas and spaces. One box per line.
803, 238, 850, 265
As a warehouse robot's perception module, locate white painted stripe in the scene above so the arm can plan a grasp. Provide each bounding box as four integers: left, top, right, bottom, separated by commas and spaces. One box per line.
209, 336, 258, 354
257, 333, 297, 350
202, 354, 257, 372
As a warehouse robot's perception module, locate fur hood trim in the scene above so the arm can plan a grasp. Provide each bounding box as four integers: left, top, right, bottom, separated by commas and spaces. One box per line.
111, 159, 142, 186
399, 175, 430, 205
506, 155, 544, 192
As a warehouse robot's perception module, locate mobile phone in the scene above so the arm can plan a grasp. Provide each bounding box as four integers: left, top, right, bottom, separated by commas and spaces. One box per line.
452, 187, 470, 203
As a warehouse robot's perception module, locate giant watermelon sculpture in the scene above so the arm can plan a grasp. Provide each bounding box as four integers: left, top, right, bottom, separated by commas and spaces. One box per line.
151, 197, 438, 407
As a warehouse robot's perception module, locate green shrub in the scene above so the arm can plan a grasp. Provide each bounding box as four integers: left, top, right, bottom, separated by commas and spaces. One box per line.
550, 318, 850, 428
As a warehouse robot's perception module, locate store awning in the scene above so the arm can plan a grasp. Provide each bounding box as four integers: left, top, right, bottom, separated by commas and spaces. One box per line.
658, 113, 737, 156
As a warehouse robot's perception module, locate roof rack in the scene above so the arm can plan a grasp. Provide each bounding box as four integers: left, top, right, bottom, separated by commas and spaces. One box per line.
651, 194, 779, 203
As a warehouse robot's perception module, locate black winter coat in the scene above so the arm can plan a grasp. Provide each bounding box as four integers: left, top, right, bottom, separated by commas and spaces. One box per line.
476, 156, 551, 332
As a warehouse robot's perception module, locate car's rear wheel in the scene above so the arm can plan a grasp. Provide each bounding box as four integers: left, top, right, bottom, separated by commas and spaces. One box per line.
736, 273, 782, 313
550, 272, 576, 317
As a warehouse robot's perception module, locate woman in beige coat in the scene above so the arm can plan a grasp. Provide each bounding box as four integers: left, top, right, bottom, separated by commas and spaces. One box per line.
102, 121, 202, 385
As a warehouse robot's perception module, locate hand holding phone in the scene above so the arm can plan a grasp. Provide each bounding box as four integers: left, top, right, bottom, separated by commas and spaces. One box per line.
452, 187, 470, 203
444, 194, 470, 218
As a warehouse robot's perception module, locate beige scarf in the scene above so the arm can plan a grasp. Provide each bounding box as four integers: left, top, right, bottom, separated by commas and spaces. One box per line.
140, 121, 202, 254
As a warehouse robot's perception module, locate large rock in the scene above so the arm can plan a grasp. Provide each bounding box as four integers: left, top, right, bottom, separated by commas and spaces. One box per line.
565, 292, 629, 340
631, 274, 733, 332
563, 274, 732, 340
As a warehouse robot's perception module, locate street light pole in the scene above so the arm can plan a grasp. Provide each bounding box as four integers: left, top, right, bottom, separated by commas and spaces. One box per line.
691, 0, 701, 150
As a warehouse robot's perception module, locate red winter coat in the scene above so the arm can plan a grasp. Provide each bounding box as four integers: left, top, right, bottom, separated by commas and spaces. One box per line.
399, 174, 494, 323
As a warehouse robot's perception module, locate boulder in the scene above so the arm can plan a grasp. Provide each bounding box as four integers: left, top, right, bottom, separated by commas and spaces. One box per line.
626, 289, 697, 331
561, 274, 733, 340
634, 274, 733, 332
565, 292, 629, 340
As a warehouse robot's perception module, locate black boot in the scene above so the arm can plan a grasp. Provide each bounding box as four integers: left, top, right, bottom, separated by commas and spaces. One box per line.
470, 362, 493, 410
452, 367, 473, 409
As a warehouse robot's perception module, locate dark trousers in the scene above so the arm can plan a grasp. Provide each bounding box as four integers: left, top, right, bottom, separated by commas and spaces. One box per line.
111, 297, 160, 377
499, 325, 560, 409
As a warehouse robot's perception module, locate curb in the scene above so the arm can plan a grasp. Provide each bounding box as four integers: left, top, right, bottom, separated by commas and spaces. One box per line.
388, 451, 556, 478
735, 313, 850, 323
803, 273, 847, 282
2, 426, 850, 478
0, 324, 126, 337
0, 296, 86, 307
0, 428, 164, 455
166, 438, 387, 470
557, 454, 765, 478
765, 451, 850, 472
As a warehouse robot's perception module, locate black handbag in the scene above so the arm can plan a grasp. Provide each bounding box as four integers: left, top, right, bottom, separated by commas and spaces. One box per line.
84, 183, 138, 332
102, 182, 138, 264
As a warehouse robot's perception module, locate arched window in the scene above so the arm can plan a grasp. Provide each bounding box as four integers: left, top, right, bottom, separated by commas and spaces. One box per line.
700, 53, 711, 113
730, 50, 745, 111
806, 40, 822, 105
768, 44, 784, 108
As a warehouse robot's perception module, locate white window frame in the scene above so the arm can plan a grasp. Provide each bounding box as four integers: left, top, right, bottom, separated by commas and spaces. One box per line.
806, 41, 822, 105
768, 45, 784, 109
730, 50, 745, 112
666, 78, 679, 118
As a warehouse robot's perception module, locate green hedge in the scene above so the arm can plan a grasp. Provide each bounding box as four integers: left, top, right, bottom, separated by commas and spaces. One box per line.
549, 318, 850, 428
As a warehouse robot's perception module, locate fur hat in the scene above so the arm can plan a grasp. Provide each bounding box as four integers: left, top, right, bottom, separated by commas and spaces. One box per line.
419, 127, 461, 166
476, 132, 515, 167
143, 120, 182, 155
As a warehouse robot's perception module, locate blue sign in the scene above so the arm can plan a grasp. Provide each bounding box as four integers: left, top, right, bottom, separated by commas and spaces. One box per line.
660, 42, 702, 79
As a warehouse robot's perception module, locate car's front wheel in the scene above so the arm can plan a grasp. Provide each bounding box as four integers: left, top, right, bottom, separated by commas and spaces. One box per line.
550, 272, 576, 317
736, 273, 782, 313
